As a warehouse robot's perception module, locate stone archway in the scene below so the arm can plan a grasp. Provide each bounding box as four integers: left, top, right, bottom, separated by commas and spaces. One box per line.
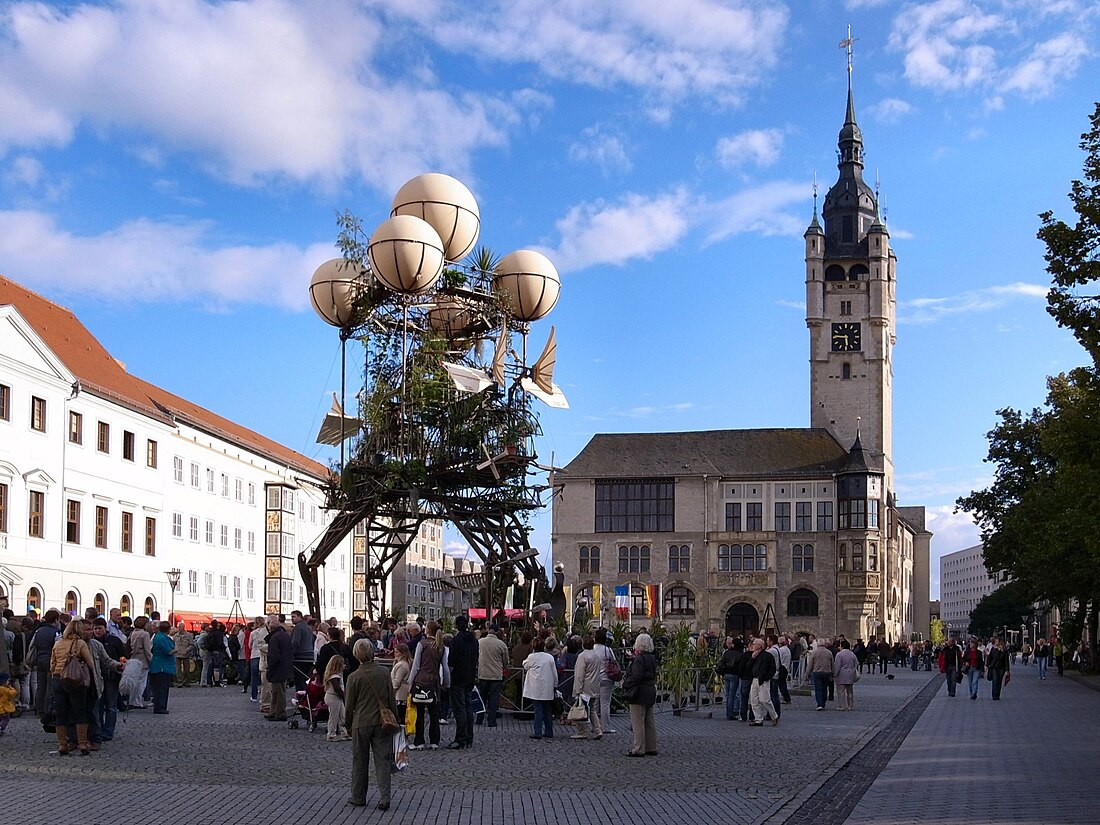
725, 602, 760, 639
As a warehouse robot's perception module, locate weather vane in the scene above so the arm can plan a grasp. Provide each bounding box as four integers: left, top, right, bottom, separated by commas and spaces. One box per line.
839, 24, 857, 77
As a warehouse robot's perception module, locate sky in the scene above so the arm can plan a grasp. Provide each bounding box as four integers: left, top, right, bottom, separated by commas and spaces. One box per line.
1, 0, 1098, 601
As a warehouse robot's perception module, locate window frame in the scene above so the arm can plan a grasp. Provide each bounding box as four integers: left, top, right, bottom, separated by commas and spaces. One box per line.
97, 421, 110, 453
31, 396, 47, 432
0, 383, 9, 421
668, 544, 690, 574
774, 501, 791, 532
122, 430, 135, 462
144, 516, 156, 556
595, 479, 674, 533
745, 502, 763, 531
579, 544, 601, 575
65, 499, 81, 544
28, 490, 44, 538
792, 543, 814, 573
69, 411, 83, 444
121, 511, 133, 552
617, 544, 651, 574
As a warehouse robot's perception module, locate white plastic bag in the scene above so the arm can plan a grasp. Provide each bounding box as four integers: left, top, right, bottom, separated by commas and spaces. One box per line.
393, 728, 408, 771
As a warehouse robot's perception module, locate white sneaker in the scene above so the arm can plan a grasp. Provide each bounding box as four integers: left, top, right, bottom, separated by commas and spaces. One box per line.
409, 744, 424, 751
428, 743, 439, 750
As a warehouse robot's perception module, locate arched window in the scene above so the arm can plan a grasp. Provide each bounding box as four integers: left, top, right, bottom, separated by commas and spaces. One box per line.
842, 362, 851, 380
718, 544, 731, 571
119, 594, 132, 616
64, 590, 78, 616
26, 587, 42, 612
852, 542, 864, 572
668, 544, 690, 573
618, 545, 650, 574
787, 588, 819, 617
664, 586, 695, 616
825, 264, 846, 281
579, 545, 601, 574
144, 596, 155, 617
93, 592, 106, 617
848, 264, 868, 280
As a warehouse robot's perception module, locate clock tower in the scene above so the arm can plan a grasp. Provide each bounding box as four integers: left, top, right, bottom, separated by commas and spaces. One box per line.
805, 65, 896, 494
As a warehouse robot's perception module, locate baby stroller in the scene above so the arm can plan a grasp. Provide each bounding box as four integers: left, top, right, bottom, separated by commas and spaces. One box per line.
290, 673, 328, 732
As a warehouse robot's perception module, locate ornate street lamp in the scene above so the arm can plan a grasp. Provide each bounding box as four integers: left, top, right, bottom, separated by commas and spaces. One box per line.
166, 568, 181, 626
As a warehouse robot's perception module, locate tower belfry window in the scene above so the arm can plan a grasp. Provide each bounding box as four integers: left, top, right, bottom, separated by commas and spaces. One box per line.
842, 215, 854, 243
842, 363, 851, 380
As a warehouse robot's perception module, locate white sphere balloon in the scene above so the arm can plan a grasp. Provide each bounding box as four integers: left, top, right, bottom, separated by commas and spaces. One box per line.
493, 249, 561, 321
391, 173, 480, 262
367, 215, 445, 295
308, 258, 363, 328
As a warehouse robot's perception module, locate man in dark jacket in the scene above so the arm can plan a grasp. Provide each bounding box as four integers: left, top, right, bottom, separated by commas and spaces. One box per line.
31, 609, 61, 715
748, 638, 779, 726
447, 615, 479, 749
717, 637, 743, 721
289, 610, 315, 693
264, 615, 293, 721
939, 637, 964, 697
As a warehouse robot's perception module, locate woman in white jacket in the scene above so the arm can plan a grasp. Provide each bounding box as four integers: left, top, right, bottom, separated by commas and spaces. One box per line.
522, 638, 558, 740
570, 636, 603, 740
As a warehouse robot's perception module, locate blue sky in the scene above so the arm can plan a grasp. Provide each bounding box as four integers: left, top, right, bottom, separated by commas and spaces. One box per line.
2, 0, 1097, 599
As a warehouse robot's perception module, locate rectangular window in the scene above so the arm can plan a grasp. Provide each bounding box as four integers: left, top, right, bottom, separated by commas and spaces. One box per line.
247, 530, 255, 553
146, 439, 158, 468
123, 430, 135, 461
234, 527, 242, 551
246, 578, 255, 601
235, 478, 243, 501
121, 511, 133, 552
817, 501, 833, 531
233, 576, 241, 598
188, 569, 198, 595
206, 469, 215, 493
248, 483, 255, 506
746, 502, 763, 531
0, 383, 9, 421
839, 499, 866, 529
219, 575, 227, 598
595, 479, 674, 532
0, 483, 8, 533
868, 543, 878, 572
204, 572, 213, 597
69, 411, 83, 444
189, 516, 199, 542
220, 524, 228, 547
65, 499, 81, 544
28, 490, 44, 537
842, 214, 854, 243
840, 300, 852, 316
31, 396, 47, 432
205, 519, 214, 544
868, 499, 880, 529
171, 512, 183, 538
795, 501, 812, 531
94, 505, 108, 548
774, 502, 791, 531
144, 516, 156, 556
725, 502, 741, 532
97, 421, 110, 453
221, 473, 229, 497
173, 456, 184, 483
190, 463, 200, 488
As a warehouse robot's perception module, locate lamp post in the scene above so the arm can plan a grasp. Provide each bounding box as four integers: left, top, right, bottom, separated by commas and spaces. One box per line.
166, 568, 181, 626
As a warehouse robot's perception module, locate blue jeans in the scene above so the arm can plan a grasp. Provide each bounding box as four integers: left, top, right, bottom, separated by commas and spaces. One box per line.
945, 667, 958, 695
1037, 656, 1048, 678
769, 679, 782, 718
250, 659, 261, 700
478, 679, 502, 725
532, 699, 554, 737
968, 668, 983, 698
738, 679, 752, 720
812, 673, 830, 708
723, 675, 740, 719
99, 679, 119, 738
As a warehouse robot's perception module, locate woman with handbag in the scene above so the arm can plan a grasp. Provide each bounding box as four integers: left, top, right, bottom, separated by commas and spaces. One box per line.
49, 619, 95, 755
408, 621, 449, 750
569, 635, 603, 740
345, 639, 399, 811
621, 633, 657, 757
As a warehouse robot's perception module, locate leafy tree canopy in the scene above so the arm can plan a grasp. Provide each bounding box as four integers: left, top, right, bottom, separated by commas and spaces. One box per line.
968, 581, 1036, 639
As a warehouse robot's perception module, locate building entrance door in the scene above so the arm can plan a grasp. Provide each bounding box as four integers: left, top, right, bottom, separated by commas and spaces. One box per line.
725, 602, 759, 639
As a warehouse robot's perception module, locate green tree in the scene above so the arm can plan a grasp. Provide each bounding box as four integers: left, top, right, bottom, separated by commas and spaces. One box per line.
958, 102, 1100, 661
968, 581, 1035, 638
930, 618, 945, 646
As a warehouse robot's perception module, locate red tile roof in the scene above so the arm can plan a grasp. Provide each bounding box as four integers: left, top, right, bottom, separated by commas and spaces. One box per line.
1, 273, 330, 479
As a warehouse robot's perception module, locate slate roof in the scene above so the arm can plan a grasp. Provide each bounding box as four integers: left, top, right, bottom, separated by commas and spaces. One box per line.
560, 428, 850, 479
1, 273, 328, 478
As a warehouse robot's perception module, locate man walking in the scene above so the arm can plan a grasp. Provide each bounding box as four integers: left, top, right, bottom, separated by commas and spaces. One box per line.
477, 624, 509, 727
939, 637, 964, 697
447, 615, 478, 749
747, 638, 779, 727
717, 637, 743, 720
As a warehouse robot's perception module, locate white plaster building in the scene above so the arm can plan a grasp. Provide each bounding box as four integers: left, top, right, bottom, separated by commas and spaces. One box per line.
939, 543, 1000, 637
0, 275, 353, 623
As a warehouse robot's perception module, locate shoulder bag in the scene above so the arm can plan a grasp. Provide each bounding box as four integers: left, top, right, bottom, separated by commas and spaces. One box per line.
366, 677, 402, 735
604, 649, 623, 682
60, 642, 91, 691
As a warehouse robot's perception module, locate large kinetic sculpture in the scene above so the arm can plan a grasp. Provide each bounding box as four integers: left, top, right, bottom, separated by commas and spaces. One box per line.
300, 173, 564, 620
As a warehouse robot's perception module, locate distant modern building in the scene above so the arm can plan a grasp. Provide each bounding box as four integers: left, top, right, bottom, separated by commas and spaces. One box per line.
382, 518, 483, 621
939, 543, 1000, 637
0, 274, 354, 622
552, 67, 931, 643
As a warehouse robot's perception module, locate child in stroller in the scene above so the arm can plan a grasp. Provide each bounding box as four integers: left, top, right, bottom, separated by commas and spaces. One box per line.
291, 671, 328, 732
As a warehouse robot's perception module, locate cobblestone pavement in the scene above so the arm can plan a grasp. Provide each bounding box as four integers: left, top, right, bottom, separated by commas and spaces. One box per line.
844, 663, 1100, 825
0, 669, 935, 824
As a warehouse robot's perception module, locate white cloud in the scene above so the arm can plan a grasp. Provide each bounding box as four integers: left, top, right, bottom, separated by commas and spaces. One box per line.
0, 0, 513, 192
926, 504, 983, 598
539, 189, 691, 272
0, 209, 329, 310
900, 282, 1047, 324
382, 0, 790, 105
715, 128, 785, 169
568, 126, 632, 174
704, 180, 809, 243
1000, 32, 1090, 98
890, 0, 1003, 91
868, 98, 914, 123
4, 156, 44, 187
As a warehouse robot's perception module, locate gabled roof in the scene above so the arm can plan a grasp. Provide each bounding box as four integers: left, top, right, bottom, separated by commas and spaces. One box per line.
560, 428, 849, 479
1, 273, 328, 479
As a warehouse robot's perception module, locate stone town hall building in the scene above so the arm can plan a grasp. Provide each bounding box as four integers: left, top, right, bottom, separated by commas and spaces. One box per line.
552, 78, 931, 644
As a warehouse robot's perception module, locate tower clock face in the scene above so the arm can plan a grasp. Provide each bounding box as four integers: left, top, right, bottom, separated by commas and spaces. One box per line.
831, 322, 861, 352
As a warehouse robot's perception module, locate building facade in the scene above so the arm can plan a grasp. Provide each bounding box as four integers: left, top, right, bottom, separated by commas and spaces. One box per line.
0, 275, 354, 623
939, 543, 999, 637
551, 76, 931, 643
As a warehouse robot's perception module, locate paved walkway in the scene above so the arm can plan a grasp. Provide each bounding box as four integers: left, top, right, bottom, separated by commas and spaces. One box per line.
0, 664, 1094, 824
